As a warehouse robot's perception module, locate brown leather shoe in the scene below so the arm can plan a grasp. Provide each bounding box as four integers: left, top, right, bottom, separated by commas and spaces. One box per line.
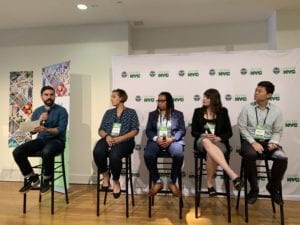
168, 183, 181, 197
149, 183, 163, 196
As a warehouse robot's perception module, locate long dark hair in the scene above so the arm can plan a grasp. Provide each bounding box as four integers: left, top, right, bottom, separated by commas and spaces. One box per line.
154, 91, 174, 121
203, 88, 222, 115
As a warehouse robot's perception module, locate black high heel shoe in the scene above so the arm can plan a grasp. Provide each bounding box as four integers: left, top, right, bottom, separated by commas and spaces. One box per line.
113, 190, 121, 199
112, 181, 121, 199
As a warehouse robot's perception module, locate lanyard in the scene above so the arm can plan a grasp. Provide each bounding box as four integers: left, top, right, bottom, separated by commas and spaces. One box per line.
114, 108, 125, 123
159, 114, 168, 126
255, 107, 270, 126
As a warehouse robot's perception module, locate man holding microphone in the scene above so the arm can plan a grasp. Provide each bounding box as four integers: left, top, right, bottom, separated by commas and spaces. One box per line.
13, 86, 68, 193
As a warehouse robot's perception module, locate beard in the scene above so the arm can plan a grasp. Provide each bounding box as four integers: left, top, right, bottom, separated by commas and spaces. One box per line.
43, 98, 54, 107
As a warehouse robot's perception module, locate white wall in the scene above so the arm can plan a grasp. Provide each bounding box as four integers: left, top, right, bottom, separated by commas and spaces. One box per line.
267, 11, 277, 49
132, 21, 269, 54
276, 9, 300, 49
0, 23, 129, 183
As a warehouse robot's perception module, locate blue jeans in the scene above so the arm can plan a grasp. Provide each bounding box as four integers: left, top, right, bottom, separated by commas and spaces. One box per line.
144, 141, 184, 184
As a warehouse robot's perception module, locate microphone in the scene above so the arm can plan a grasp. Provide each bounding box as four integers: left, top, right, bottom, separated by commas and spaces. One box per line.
162, 134, 166, 141
41, 106, 51, 125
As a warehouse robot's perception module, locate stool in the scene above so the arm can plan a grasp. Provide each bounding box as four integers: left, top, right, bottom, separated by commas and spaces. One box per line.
194, 150, 231, 222
148, 149, 183, 219
23, 151, 69, 214
236, 158, 285, 225
96, 154, 134, 217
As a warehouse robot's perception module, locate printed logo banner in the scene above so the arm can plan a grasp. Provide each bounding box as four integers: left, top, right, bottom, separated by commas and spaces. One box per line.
42, 61, 70, 192
112, 49, 300, 199
9, 71, 33, 148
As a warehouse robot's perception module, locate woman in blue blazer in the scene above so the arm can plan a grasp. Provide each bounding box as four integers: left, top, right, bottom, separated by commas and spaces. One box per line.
144, 92, 186, 197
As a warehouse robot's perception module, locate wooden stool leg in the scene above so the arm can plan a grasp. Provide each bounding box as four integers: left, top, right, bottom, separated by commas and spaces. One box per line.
195, 156, 199, 218
148, 174, 152, 218
129, 157, 135, 206
244, 159, 248, 223
96, 169, 100, 216
265, 159, 276, 213
51, 175, 55, 214
224, 171, 231, 223
179, 173, 183, 219
236, 160, 243, 210
126, 156, 129, 218
23, 178, 27, 214
198, 157, 204, 208
61, 154, 69, 204
279, 184, 285, 225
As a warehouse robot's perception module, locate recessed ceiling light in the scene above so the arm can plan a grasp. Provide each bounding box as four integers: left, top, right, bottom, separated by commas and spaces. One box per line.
77, 4, 88, 10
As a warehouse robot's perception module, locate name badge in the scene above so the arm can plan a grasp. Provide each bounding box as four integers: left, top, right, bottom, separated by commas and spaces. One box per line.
206, 123, 216, 135
158, 125, 169, 137
111, 123, 121, 137
255, 125, 265, 140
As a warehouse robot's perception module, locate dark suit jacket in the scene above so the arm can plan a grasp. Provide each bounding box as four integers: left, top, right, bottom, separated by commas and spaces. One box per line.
146, 109, 186, 145
191, 107, 232, 150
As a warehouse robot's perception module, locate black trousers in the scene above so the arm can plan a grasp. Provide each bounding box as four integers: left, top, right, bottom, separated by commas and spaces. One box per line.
93, 138, 135, 181
13, 139, 65, 177
240, 140, 288, 191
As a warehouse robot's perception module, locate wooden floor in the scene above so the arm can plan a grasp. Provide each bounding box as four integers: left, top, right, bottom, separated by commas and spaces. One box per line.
0, 181, 299, 225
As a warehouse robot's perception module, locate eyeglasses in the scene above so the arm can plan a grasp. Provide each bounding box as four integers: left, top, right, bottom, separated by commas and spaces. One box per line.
156, 100, 167, 103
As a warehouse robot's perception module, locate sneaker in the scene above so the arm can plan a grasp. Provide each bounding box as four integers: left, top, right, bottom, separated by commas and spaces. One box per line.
233, 177, 244, 191
246, 189, 259, 204
40, 178, 51, 194
266, 183, 283, 205
19, 174, 40, 193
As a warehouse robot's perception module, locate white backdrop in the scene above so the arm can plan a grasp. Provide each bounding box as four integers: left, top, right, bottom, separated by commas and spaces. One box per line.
112, 49, 300, 199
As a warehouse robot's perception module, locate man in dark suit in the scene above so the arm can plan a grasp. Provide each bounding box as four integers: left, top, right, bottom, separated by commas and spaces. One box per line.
144, 92, 186, 197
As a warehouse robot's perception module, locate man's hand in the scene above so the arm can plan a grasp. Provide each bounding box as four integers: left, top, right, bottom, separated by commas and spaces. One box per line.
33, 126, 48, 133
39, 112, 48, 122
268, 143, 279, 151
251, 142, 264, 154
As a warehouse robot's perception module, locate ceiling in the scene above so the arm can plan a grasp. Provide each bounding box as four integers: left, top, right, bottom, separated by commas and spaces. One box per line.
1, 0, 300, 30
